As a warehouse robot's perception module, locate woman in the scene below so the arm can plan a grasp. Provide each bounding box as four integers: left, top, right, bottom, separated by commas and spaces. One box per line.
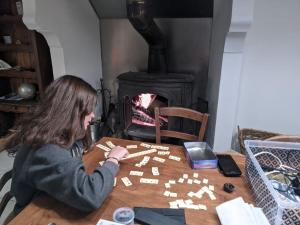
8, 75, 128, 216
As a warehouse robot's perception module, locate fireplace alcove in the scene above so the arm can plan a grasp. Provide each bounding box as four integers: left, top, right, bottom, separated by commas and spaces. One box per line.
23, 0, 255, 150
118, 71, 195, 141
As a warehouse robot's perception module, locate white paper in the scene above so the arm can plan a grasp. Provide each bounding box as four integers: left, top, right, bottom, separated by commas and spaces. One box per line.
216, 197, 270, 225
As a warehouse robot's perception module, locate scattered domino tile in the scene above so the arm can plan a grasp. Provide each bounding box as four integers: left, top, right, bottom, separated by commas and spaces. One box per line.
208, 193, 216, 200
106, 141, 116, 148
193, 179, 201, 184
168, 180, 176, 184
140, 156, 151, 165
157, 151, 170, 155
193, 173, 199, 178
98, 161, 104, 166
121, 177, 132, 187
140, 178, 159, 184
96, 144, 111, 152
129, 170, 144, 176
165, 183, 171, 188
169, 200, 177, 205
183, 174, 188, 179
176, 199, 186, 208
122, 149, 157, 160
194, 191, 204, 199
168, 198, 209, 211
169, 201, 178, 208
153, 156, 165, 163
126, 145, 138, 149
208, 185, 214, 191
140, 143, 151, 148
141, 156, 150, 162
135, 156, 151, 167
104, 152, 109, 158
198, 204, 207, 210
114, 178, 117, 187
202, 178, 208, 184
201, 186, 209, 193
152, 167, 159, 176
169, 192, 178, 197
151, 145, 169, 150
191, 185, 217, 200
185, 199, 193, 205
187, 179, 193, 184
168, 155, 181, 161
178, 178, 184, 183
164, 190, 170, 196
187, 192, 194, 198
197, 189, 205, 195
169, 198, 208, 210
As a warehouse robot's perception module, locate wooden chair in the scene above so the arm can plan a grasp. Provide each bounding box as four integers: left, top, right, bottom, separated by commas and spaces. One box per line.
0, 169, 13, 219
154, 107, 209, 144
0, 133, 16, 224
266, 135, 300, 142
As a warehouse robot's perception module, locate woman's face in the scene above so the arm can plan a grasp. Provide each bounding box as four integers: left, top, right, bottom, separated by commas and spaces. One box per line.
84, 112, 95, 130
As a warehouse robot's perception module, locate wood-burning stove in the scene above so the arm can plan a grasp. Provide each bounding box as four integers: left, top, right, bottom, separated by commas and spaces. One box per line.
118, 71, 194, 141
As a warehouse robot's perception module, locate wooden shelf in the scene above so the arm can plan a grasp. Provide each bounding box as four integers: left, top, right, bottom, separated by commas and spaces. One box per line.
0, 44, 32, 52
0, 99, 37, 113
0, 69, 36, 79
0, 0, 54, 118
0, 15, 22, 23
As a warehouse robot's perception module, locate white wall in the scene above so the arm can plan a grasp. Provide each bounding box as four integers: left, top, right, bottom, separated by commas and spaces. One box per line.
236, 0, 300, 136
23, 0, 102, 88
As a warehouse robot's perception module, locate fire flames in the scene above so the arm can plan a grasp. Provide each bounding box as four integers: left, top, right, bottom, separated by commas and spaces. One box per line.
132, 93, 167, 127
133, 93, 156, 109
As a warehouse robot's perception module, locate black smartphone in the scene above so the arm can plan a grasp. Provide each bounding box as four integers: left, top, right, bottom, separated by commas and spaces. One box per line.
217, 154, 242, 177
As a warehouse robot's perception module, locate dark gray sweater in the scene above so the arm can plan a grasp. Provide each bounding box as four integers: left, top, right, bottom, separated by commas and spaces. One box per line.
11, 143, 119, 214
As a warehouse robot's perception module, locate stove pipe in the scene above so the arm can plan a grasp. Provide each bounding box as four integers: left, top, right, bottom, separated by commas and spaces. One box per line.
127, 0, 167, 73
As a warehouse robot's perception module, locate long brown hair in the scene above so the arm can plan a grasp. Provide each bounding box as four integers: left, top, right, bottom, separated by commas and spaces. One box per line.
9, 75, 97, 151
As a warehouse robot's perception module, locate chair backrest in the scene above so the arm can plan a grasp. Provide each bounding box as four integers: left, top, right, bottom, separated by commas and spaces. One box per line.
266, 135, 300, 142
154, 107, 209, 144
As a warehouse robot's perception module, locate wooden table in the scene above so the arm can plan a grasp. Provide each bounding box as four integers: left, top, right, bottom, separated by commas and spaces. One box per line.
9, 137, 254, 225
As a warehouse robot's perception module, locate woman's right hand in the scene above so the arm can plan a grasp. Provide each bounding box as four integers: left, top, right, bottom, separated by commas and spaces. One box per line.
107, 146, 129, 161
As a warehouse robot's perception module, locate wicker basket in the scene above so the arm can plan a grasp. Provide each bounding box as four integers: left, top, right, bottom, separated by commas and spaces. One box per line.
238, 126, 281, 154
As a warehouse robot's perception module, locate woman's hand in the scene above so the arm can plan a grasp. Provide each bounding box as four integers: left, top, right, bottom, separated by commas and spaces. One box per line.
106, 146, 129, 165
